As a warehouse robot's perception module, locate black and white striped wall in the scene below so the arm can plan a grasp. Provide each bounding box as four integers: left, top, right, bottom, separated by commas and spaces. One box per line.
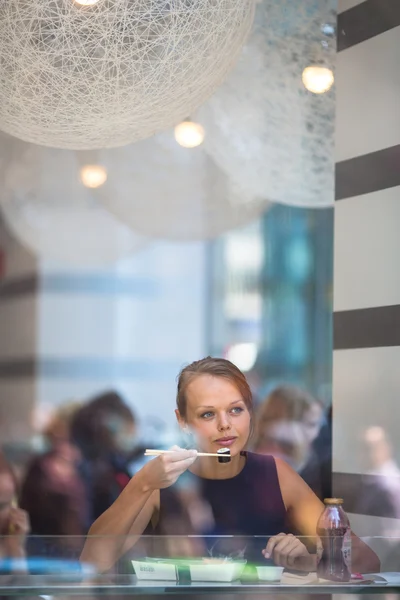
333, 0, 400, 558
0, 221, 38, 443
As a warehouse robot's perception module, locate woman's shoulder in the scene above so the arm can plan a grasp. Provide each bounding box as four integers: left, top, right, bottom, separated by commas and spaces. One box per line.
273, 456, 321, 512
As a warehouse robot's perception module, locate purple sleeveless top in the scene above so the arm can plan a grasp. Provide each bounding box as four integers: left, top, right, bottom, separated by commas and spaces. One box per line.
155, 452, 288, 562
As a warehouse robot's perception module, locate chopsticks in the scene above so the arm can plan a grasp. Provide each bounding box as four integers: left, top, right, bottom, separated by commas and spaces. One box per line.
144, 449, 226, 458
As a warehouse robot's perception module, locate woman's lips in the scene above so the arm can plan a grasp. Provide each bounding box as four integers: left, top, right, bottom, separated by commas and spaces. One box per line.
214, 437, 237, 447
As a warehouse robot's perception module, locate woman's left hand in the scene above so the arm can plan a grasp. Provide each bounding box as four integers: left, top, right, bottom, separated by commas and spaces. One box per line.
262, 533, 315, 570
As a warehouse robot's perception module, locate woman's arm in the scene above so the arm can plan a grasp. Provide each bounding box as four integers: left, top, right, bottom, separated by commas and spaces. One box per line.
80, 448, 198, 572
80, 468, 157, 572
276, 458, 380, 573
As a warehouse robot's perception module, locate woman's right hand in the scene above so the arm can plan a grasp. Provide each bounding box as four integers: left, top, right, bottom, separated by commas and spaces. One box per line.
141, 446, 197, 490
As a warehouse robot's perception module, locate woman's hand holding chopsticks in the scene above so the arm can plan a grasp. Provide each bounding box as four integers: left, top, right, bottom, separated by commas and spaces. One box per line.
142, 445, 198, 490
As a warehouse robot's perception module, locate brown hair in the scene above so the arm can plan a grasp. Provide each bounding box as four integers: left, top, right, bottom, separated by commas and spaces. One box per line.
176, 356, 253, 419
70, 390, 135, 459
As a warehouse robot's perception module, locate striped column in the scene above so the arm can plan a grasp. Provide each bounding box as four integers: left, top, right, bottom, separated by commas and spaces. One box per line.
333, 0, 400, 565
0, 218, 38, 443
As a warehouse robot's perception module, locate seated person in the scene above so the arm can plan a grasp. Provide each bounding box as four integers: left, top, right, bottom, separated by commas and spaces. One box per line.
253, 385, 327, 499
20, 401, 89, 559
70, 390, 138, 526
80, 357, 380, 574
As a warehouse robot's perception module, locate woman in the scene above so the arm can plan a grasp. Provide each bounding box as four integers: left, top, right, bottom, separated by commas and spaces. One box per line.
81, 357, 379, 574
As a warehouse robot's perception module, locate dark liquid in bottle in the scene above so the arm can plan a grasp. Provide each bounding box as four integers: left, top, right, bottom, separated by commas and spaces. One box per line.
317, 526, 351, 582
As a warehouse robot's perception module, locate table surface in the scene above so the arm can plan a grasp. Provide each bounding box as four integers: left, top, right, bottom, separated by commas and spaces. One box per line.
0, 573, 399, 595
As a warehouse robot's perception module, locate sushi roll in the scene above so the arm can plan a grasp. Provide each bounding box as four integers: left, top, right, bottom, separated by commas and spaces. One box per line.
217, 447, 231, 463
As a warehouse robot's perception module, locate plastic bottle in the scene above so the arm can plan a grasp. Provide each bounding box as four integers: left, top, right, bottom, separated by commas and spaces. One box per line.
317, 498, 351, 582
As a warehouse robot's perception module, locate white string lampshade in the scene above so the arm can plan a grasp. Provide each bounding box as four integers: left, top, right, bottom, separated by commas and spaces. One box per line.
0, 135, 145, 267
93, 131, 270, 240
197, 0, 336, 208
0, 0, 255, 150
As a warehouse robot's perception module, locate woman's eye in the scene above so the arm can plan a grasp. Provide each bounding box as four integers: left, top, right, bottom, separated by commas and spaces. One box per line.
201, 412, 214, 419
231, 407, 244, 414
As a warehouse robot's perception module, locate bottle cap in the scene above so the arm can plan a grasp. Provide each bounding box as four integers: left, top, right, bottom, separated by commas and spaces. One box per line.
324, 498, 344, 505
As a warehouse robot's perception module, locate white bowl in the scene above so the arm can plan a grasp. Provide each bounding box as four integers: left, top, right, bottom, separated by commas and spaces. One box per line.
256, 566, 284, 582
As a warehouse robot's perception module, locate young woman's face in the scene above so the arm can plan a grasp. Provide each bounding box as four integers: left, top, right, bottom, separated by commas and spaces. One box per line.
177, 374, 251, 456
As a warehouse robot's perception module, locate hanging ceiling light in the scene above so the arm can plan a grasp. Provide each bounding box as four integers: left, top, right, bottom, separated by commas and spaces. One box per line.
174, 121, 205, 149
197, 0, 336, 208
80, 164, 108, 189
302, 65, 334, 94
0, 134, 145, 267
94, 130, 270, 241
0, 0, 255, 150
0, 129, 270, 252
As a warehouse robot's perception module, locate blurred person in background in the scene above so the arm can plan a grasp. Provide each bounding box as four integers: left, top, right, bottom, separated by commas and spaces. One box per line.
253, 385, 327, 498
354, 426, 400, 568
41, 401, 82, 454
356, 426, 400, 522
70, 390, 139, 525
0, 453, 30, 572
20, 402, 88, 558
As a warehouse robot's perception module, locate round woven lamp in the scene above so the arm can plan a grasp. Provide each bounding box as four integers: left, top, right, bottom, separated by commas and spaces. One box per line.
198, 0, 336, 208
93, 131, 270, 241
0, 135, 145, 267
0, 0, 254, 150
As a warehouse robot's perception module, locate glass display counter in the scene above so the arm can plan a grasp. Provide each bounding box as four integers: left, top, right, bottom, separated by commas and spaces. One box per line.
0, 535, 398, 597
